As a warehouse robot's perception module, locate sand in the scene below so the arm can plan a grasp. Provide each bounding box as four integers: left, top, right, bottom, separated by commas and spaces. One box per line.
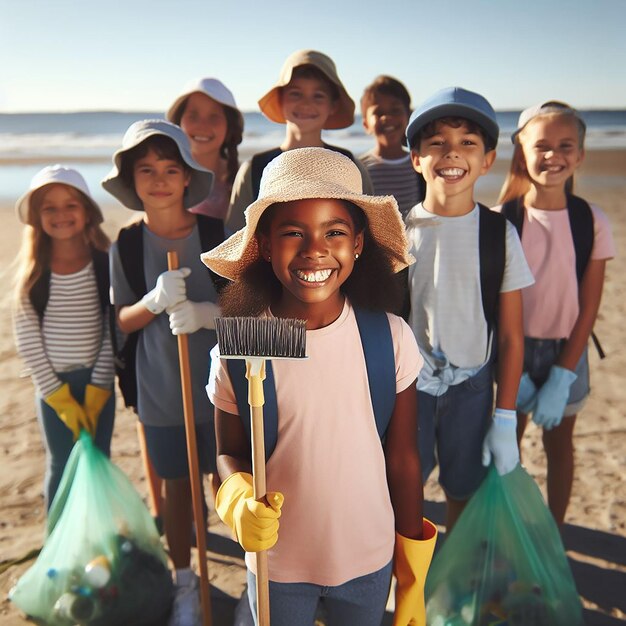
0, 149, 624, 625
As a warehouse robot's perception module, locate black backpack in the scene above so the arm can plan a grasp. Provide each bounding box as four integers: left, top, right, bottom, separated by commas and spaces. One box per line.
501, 195, 604, 358
113, 216, 226, 409
29, 247, 110, 321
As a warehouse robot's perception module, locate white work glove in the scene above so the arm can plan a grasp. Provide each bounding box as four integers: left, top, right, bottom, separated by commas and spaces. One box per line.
533, 365, 577, 430
482, 408, 519, 475
168, 300, 221, 335
141, 268, 191, 315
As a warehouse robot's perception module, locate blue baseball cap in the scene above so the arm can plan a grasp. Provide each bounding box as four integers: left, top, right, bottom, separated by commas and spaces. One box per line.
406, 86, 499, 151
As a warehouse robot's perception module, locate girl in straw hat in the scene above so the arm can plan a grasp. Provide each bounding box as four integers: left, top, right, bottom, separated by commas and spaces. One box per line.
205, 147, 436, 626
13, 165, 115, 510
167, 77, 244, 221
226, 49, 373, 233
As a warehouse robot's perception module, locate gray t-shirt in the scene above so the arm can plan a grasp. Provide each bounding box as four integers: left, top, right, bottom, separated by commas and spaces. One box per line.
405, 203, 534, 395
110, 223, 218, 426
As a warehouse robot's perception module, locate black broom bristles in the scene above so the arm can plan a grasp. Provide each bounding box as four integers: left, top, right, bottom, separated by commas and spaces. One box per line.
215, 317, 307, 359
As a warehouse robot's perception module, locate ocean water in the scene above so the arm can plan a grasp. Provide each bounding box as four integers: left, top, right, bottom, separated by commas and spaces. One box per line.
1, 109, 625, 202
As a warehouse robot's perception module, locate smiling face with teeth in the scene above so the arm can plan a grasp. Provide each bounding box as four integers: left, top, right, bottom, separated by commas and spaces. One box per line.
258, 198, 364, 326
518, 114, 584, 192
411, 119, 496, 215
180, 92, 229, 163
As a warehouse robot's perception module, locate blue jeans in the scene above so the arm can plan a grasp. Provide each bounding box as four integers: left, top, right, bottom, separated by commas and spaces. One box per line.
36, 368, 115, 509
246, 561, 392, 626
418, 363, 494, 500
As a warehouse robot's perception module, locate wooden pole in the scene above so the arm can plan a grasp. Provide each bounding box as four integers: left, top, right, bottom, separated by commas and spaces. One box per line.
251, 403, 270, 626
167, 251, 212, 626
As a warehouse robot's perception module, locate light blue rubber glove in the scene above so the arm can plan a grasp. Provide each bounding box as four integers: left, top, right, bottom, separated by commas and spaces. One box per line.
517, 372, 538, 414
533, 365, 577, 430
482, 408, 519, 475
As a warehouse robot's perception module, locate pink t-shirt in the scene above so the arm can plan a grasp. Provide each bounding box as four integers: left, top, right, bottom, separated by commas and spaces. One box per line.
207, 300, 422, 585
494, 203, 614, 338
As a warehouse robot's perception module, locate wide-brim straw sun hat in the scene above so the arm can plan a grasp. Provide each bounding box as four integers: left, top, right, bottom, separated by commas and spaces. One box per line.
166, 77, 244, 130
257, 49, 355, 130
511, 100, 586, 144
201, 147, 414, 281
406, 86, 499, 150
101, 119, 214, 211
16, 164, 103, 225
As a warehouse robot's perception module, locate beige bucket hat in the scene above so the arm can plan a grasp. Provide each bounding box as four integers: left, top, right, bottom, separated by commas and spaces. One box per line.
201, 147, 413, 281
166, 77, 244, 130
101, 119, 213, 211
257, 50, 355, 130
16, 164, 103, 225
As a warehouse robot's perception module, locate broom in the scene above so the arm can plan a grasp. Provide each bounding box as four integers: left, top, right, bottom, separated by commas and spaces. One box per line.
215, 316, 306, 626
167, 251, 212, 626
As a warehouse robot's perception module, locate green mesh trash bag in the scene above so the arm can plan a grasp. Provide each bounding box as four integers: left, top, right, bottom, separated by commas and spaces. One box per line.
10, 431, 173, 625
425, 465, 584, 626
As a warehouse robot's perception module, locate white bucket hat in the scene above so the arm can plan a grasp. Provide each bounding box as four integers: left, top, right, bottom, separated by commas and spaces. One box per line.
16, 165, 103, 225
201, 147, 413, 281
258, 50, 355, 130
166, 77, 244, 130
101, 119, 214, 211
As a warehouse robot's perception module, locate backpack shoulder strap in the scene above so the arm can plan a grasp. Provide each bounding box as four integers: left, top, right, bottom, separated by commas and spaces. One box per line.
226, 307, 397, 460
353, 307, 396, 439
501, 197, 524, 237
196, 214, 228, 293
478, 204, 507, 334
29, 270, 51, 321
29, 248, 110, 321
91, 248, 110, 314
321, 143, 354, 160
566, 194, 594, 283
227, 358, 278, 462
251, 148, 283, 199
117, 221, 146, 298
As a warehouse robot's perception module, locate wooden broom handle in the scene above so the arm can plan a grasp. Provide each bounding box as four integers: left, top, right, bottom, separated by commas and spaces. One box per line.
251, 404, 270, 625
167, 251, 212, 626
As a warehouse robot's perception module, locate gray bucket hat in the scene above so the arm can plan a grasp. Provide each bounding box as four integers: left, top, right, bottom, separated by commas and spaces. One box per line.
101, 119, 214, 211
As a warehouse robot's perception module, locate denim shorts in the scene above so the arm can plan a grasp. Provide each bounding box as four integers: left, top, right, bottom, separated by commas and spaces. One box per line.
418, 363, 494, 501
142, 421, 216, 479
523, 337, 590, 416
246, 561, 392, 626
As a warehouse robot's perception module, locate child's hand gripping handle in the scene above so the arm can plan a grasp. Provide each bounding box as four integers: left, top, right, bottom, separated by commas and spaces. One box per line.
246, 357, 271, 626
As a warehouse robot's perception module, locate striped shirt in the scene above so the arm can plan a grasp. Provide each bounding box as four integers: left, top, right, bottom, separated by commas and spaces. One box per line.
359, 150, 421, 219
14, 262, 114, 397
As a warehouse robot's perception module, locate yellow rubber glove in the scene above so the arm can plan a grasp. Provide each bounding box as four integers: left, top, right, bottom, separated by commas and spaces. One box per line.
393, 518, 438, 626
45, 383, 88, 440
215, 472, 283, 552
83, 384, 112, 437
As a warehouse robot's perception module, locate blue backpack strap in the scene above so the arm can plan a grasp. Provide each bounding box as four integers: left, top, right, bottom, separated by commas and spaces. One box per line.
226, 307, 396, 459
226, 359, 279, 462
353, 307, 396, 439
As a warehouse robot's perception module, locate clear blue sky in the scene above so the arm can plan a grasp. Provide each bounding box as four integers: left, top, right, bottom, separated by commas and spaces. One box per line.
1, 0, 624, 113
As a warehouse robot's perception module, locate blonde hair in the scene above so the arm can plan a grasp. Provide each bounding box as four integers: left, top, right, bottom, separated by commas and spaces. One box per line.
498, 111, 586, 204
14, 184, 110, 305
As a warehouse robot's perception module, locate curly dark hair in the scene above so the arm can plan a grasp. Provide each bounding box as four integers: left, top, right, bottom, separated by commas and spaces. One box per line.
219, 201, 405, 317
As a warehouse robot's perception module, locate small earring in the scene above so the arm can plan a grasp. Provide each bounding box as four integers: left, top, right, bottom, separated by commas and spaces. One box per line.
267, 256, 271, 262
354, 253, 360, 260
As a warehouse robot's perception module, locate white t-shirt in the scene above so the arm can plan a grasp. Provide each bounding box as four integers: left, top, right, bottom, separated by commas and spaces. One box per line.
405, 203, 534, 395
207, 300, 422, 585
